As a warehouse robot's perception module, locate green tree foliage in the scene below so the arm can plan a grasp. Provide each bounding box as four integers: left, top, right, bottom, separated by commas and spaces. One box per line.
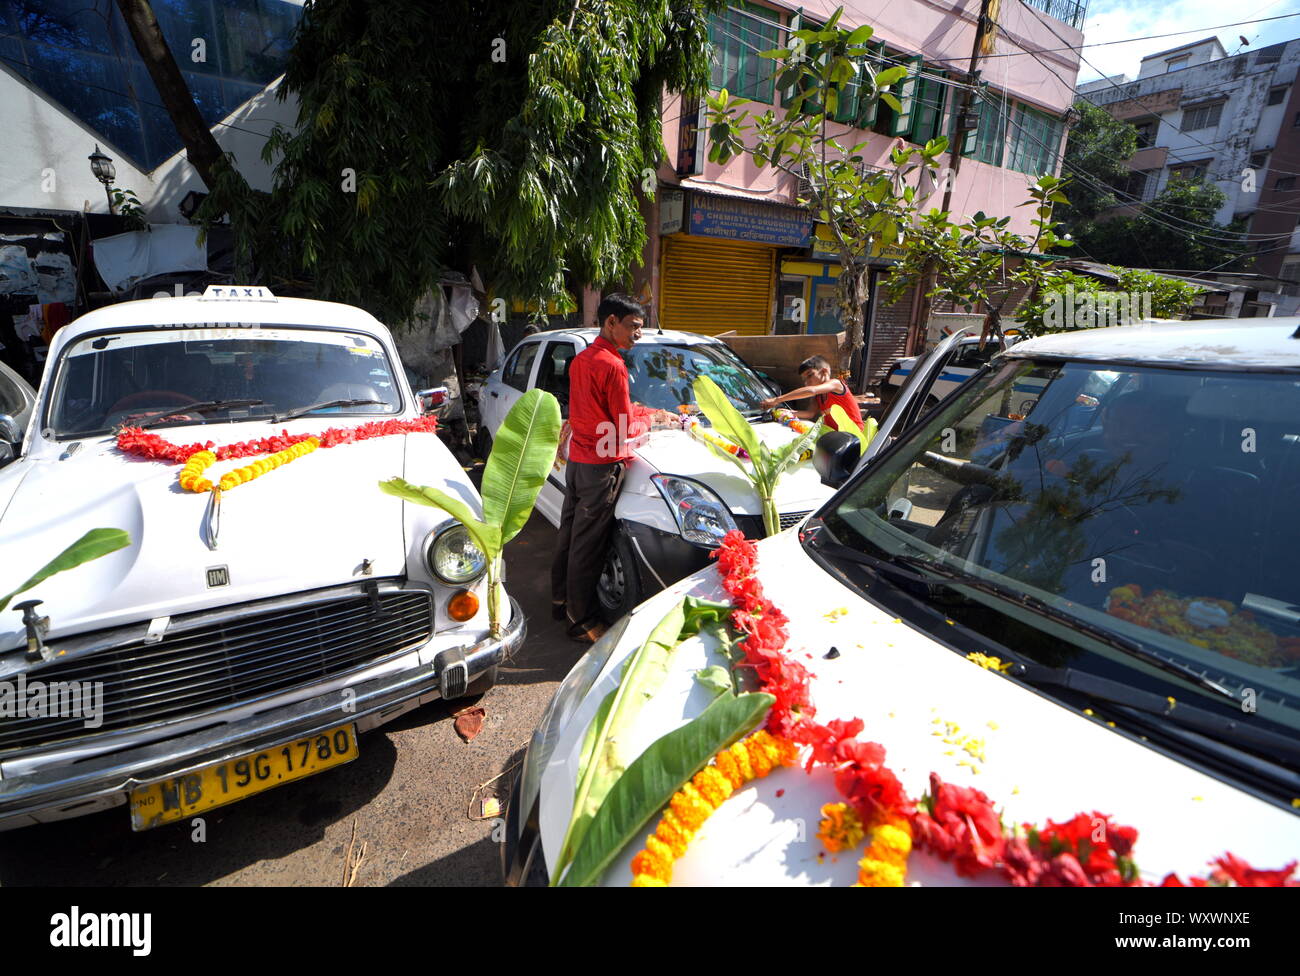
704, 11, 936, 369
1055, 100, 1138, 228
884, 176, 1074, 340
1016, 267, 1206, 336
201, 0, 722, 325
1070, 177, 1249, 272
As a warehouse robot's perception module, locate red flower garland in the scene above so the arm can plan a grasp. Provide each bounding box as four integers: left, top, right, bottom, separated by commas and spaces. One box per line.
116, 416, 439, 465
709, 529, 1298, 888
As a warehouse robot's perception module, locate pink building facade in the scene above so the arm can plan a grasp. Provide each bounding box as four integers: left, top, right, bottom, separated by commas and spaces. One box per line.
627, 0, 1084, 383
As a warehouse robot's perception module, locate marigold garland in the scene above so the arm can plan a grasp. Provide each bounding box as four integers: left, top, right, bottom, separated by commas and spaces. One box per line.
684, 417, 749, 460
116, 416, 437, 494
177, 437, 318, 494
629, 730, 798, 886
618, 529, 1299, 889
772, 407, 815, 435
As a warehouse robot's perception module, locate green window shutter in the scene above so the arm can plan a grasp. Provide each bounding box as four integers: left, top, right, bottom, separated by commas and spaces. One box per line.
854, 40, 886, 128
910, 67, 946, 144
889, 56, 922, 137
709, 3, 781, 103
780, 8, 804, 107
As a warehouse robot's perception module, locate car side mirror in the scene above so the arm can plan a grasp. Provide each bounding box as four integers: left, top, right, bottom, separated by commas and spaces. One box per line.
417, 386, 449, 415
814, 430, 860, 488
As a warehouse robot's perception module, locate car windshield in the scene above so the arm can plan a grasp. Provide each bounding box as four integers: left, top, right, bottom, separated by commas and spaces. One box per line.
48, 327, 402, 437
623, 342, 771, 414
819, 357, 1300, 757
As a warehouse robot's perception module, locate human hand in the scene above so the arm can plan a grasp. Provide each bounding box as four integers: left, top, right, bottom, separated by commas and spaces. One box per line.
759, 397, 779, 409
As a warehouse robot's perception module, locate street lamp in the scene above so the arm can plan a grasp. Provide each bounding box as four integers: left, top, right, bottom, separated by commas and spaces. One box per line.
88, 144, 116, 214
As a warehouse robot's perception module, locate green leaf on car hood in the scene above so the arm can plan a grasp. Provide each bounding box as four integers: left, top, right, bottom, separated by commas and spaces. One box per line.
557, 691, 774, 887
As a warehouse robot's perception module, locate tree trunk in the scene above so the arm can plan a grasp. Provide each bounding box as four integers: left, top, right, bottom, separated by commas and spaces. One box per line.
836, 258, 869, 382
114, 0, 224, 190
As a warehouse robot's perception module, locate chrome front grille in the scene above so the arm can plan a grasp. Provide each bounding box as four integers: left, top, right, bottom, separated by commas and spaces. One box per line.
778, 510, 811, 530
0, 582, 433, 752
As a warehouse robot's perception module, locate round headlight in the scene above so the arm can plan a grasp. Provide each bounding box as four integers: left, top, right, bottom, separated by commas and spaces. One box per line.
426, 524, 487, 584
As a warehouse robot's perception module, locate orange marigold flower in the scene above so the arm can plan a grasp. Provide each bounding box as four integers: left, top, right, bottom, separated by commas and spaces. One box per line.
713, 749, 743, 788
866, 823, 912, 864
654, 813, 693, 858
669, 785, 714, 832
692, 766, 733, 808
818, 802, 866, 854
729, 741, 755, 782
856, 856, 906, 887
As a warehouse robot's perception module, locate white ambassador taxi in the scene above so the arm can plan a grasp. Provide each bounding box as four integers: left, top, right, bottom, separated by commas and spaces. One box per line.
480, 328, 834, 619
506, 318, 1300, 886
0, 286, 523, 831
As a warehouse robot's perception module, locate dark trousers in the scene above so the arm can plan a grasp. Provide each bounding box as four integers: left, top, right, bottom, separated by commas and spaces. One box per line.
551, 459, 625, 633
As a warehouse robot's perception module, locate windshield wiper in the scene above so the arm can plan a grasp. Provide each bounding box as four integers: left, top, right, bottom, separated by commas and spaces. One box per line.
1014, 663, 1300, 767
805, 522, 1238, 705
273, 398, 385, 423
134, 399, 268, 429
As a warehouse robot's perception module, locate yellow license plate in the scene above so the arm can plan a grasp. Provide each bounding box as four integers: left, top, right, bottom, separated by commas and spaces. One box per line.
129, 724, 358, 831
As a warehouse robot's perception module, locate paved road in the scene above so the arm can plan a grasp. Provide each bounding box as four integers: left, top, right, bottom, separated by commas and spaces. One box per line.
0, 504, 576, 887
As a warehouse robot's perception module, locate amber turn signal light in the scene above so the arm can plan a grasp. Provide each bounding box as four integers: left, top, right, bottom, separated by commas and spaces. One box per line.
448, 589, 479, 622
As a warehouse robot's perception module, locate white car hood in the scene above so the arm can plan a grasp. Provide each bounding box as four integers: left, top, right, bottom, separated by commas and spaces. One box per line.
632, 422, 831, 516
539, 531, 1300, 886
0, 427, 411, 651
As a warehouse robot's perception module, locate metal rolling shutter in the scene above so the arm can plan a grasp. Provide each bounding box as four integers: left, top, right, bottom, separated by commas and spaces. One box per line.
659, 236, 774, 336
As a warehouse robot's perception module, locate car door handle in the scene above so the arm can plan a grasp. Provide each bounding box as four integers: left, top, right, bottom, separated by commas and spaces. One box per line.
490, 391, 499, 398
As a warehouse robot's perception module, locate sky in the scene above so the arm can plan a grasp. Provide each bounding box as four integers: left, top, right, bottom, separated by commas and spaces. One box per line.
1073, 0, 1300, 82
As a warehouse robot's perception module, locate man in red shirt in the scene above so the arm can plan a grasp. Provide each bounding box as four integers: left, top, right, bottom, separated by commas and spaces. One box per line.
552, 294, 673, 642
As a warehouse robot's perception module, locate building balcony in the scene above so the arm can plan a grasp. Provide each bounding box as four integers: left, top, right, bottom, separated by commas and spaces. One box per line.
1129, 146, 1168, 171
1022, 0, 1089, 30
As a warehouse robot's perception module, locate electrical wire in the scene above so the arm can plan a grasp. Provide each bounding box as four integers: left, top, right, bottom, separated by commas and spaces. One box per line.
986, 88, 1274, 250
1021, 0, 1279, 173
976, 10, 1300, 58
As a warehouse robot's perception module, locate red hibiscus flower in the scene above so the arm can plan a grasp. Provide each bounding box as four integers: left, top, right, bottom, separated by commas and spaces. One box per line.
911, 773, 1004, 878
1211, 853, 1298, 887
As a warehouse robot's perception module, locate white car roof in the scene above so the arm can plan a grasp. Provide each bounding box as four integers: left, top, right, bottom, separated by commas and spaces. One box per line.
50, 292, 393, 361
1005, 319, 1300, 369
535, 328, 728, 347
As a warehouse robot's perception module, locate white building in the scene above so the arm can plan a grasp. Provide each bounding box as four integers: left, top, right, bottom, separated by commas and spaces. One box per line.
1079, 37, 1300, 306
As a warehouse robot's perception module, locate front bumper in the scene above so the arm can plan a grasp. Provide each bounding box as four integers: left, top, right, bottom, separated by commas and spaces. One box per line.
0, 596, 526, 830
622, 520, 712, 595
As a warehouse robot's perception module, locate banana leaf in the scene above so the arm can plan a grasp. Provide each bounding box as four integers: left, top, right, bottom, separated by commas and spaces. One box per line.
680, 595, 733, 636
828, 404, 877, 455
556, 599, 688, 877
377, 477, 502, 556
768, 416, 824, 480
693, 375, 761, 459
0, 528, 131, 613
480, 389, 561, 547
557, 690, 775, 887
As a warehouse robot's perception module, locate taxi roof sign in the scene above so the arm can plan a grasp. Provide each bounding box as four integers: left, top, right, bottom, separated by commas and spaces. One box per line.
199, 285, 277, 302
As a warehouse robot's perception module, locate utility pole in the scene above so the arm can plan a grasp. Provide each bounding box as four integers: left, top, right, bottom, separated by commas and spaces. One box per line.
903, 0, 997, 354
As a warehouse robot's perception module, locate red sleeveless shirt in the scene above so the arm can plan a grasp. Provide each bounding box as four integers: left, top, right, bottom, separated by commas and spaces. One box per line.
815, 380, 864, 432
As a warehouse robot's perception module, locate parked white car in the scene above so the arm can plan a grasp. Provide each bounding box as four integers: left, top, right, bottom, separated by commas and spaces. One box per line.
0, 358, 36, 467
879, 333, 1021, 412
479, 329, 835, 619
0, 287, 523, 831
506, 318, 1300, 886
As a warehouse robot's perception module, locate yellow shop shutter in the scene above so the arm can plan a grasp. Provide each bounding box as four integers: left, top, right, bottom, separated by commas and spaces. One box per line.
659, 236, 774, 336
